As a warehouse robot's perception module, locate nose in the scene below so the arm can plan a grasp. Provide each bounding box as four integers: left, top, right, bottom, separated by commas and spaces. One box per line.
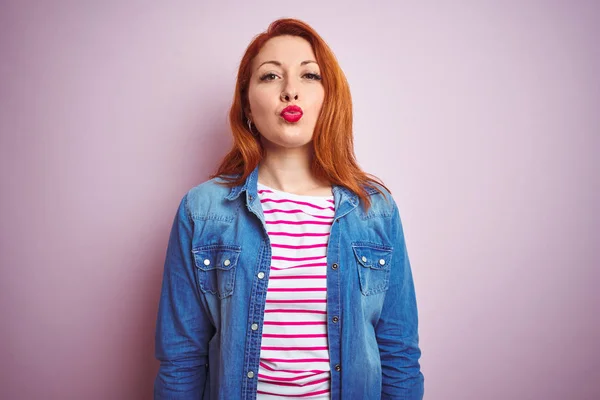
281, 92, 298, 101
280, 80, 299, 102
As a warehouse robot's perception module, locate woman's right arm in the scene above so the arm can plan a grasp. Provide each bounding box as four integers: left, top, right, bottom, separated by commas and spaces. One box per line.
154, 193, 214, 399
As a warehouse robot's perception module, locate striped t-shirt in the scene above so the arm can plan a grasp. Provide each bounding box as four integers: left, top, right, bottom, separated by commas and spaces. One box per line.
256, 182, 335, 399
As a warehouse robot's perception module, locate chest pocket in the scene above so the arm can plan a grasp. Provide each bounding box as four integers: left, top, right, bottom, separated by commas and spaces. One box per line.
352, 243, 393, 296
192, 244, 241, 299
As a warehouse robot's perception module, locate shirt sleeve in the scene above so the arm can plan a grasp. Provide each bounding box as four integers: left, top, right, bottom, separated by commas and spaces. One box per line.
376, 199, 425, 399
154, 193, 214, 399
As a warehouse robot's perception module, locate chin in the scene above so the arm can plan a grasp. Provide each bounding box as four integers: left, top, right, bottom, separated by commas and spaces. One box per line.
273, 139, 313, 150
261, 132, 313, 150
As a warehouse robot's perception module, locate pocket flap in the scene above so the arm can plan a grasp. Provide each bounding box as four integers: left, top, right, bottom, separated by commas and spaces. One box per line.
192, 244, 241, 271
352, 244, 393, 270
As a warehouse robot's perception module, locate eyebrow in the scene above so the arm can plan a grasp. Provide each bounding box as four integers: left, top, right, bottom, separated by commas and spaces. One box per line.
257, 60, 318, 69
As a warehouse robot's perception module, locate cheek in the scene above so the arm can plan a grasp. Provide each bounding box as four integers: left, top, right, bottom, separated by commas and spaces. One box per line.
309, 90, 325, 116
249, 87, 276, 114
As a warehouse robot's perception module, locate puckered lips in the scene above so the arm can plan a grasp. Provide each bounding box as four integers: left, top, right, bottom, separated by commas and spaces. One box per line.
280, 105, 303, 123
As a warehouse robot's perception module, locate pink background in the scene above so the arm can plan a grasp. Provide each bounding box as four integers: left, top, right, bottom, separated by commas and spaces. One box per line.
1, 1, 598, 399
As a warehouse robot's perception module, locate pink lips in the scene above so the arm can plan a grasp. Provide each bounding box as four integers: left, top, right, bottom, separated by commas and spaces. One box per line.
280, 105, 303, 122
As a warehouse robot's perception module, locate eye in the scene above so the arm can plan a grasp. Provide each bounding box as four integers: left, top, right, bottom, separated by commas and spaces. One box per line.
259, 73, 278, 81
259, 72, 322, 82
304, 72, 322, 81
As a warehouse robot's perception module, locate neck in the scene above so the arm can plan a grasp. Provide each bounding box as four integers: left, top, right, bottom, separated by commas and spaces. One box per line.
257, 144, 331, 196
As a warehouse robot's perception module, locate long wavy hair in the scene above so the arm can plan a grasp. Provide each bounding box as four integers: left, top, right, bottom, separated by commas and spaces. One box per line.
210, 18, 391, 210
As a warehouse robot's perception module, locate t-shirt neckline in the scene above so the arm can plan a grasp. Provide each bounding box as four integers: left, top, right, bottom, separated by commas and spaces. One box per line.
257, 182, 334, 201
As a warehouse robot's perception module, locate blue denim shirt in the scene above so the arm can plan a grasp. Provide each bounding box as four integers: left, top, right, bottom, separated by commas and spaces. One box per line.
154, 165, 424, 399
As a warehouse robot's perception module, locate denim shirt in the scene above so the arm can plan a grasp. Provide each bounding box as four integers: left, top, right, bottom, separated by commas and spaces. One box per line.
154, 165, 424, 399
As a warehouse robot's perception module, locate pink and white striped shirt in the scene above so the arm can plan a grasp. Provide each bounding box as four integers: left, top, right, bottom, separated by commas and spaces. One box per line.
256, 182, 335, 399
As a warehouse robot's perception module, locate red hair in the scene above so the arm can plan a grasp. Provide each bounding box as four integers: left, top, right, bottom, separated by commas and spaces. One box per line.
210, 18, 391, 210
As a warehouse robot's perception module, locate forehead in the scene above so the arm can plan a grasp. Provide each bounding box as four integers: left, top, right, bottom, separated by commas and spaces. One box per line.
253, 35, 317, 69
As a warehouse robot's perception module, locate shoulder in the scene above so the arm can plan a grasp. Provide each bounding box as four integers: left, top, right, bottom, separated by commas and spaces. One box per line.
181, 176, 236, 219
186, 176, 231, 200
358, 180, 398, 219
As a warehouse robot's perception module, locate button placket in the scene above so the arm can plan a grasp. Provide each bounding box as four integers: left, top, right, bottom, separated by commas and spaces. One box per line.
239, 235, 270, 397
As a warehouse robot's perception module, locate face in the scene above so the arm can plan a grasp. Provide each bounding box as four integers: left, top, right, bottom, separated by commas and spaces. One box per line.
246, 35, 325, 150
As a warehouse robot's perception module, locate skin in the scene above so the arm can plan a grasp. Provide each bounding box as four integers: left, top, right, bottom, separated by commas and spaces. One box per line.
245, 35, 332, 196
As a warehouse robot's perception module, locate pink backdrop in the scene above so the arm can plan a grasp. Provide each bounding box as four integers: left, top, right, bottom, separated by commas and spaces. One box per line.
1, 2, 598, 399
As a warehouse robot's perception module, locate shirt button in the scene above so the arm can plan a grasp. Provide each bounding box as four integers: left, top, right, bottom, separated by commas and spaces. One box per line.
203, 259, 210, 266
247, 371, 254, 378
335, 364, 341, 372
332, 316, 339, 323
332, 263, 338, 270
379, 259, 385, 266
257, 272, 265, 279
361, 256, 367, 263
223, 259, 231, 266
251, 323, 258, 331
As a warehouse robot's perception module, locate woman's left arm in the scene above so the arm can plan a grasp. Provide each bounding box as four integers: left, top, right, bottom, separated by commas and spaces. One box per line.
376, 201, 425, 399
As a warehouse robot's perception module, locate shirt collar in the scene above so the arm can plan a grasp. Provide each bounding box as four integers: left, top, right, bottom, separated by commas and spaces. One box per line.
224, 163, 362, 208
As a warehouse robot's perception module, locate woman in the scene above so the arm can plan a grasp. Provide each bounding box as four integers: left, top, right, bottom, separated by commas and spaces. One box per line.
154, 18, 424, 400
